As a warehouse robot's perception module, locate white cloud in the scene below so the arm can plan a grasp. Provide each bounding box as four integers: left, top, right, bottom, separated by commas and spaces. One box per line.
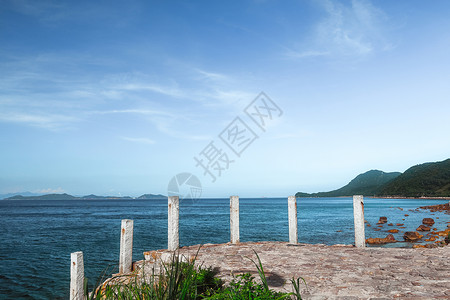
115, 83, 184, 98
120, 136, 156, 145
33, 187, 65, 194
194, 69, 229, 82
288, 0, 391, 59
92, 108, 211, 141
92, 109, 174, 117
0, 49, 254, 137
285, 50, 330, 59
0, 112, 79, 130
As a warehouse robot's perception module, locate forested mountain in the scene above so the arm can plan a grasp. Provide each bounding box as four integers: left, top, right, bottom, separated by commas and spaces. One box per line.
377, 159, 450, 197
296, 170, 401, 197
296, 159, 450, 198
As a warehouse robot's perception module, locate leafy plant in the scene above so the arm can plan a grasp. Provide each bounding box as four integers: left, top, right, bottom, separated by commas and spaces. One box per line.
84, 248, 306, 300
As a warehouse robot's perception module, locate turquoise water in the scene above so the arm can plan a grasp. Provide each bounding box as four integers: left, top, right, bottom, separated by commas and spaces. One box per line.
0, 197, 448, 299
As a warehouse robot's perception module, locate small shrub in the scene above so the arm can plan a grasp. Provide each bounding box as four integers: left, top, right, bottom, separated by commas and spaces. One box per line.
85, 248, 306, 300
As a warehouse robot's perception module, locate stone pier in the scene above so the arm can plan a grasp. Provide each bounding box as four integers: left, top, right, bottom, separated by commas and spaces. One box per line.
138, 242, 450, 299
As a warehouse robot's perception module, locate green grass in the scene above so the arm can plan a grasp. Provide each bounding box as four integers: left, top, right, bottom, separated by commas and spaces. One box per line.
84, 248, 306, 300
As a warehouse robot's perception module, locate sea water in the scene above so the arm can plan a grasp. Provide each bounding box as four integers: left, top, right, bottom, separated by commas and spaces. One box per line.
0, 197, 448, 299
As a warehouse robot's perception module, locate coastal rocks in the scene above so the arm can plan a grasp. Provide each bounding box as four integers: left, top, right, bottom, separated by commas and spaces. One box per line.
404, 231, 423, 242
425, 236, 436, 242
366, 234, 396, 245
416, 225, 431, 231
419, 203, 450, 213
413, 243, 438, 249
377, 217, 388, 224
388, 229, 399, 233
422, 218, 435, 226
437, 228, 450, 237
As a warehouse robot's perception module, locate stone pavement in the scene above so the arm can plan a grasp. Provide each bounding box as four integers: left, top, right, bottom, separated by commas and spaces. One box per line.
138, 241, 450, 299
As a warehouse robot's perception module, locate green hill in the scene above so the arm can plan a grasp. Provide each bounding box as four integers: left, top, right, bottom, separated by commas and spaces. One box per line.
4, 193, 168, 201
137, 194, 167, 200
6, 193, 78, 200
377, 159, 450, 197
296, 170, 401, 197
296, 158, 450, 198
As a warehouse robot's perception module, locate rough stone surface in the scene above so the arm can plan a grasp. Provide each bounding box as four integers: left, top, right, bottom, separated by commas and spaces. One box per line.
366, 234, 396, 245
377, 217, 387, 224
416, 225, 431, 231
136, 242, 450, 299
422, 218, 435, 226
403, 231, 423, 242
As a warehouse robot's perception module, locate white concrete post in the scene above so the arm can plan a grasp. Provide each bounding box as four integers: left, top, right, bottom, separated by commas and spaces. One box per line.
119, 219, 134, 273
230, 196, 240, 244
168, 196, 179, 251
70, 251, 85, 300
288, 196, 298, 244
353, 195, 366, 248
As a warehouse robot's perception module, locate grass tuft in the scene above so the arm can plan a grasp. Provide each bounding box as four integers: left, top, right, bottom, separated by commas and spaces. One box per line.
85, 247, 306, 299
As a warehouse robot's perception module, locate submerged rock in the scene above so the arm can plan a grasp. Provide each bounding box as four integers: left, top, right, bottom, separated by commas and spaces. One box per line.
417, 225, 431, 231
422, 218, 435, 226
404, 231, 423, 242
377, 217, 388, 224
366, 234, 396, 244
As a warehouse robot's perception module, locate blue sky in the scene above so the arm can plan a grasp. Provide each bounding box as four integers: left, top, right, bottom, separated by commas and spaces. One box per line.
1, 0, 450, 198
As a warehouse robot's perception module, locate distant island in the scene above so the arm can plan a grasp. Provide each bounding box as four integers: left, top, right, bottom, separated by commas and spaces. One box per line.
296, 158, 450, 198
2, 193, 168, 201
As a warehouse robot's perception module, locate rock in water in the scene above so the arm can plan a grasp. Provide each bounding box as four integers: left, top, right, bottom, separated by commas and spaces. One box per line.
366, 234, 396, 244
377, 217, 388, 224
416, 225, 431, 231
422, 218, 435, 226
404, 231, 423, 242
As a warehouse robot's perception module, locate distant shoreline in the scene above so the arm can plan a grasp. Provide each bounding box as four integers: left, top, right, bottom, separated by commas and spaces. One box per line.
369, 196, 450, 200
296, 195, 450, 200
3, 195, 450, 201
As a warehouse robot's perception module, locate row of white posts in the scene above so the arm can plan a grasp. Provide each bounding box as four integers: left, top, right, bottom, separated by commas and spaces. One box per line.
70, 195, 366, 299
